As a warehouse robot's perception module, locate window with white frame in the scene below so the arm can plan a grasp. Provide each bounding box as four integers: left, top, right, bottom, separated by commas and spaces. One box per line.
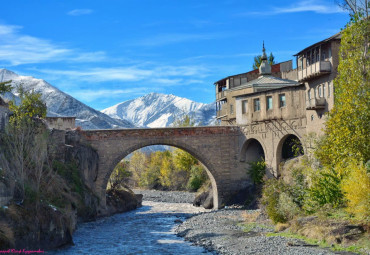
328, 82, 331, 97
319, 85, 322, 97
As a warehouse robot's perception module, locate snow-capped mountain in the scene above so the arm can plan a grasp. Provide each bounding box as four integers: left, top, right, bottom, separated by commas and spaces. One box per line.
102, 92, 216, 128
0, 69, 134, 129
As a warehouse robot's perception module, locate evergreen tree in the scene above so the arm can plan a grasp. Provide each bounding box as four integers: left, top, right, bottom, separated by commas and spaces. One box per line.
0, 80, 12, 94
252, 53, 276, 69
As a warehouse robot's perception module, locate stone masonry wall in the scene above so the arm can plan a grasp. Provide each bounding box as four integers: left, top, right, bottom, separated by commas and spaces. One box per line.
80, 126, 248, 213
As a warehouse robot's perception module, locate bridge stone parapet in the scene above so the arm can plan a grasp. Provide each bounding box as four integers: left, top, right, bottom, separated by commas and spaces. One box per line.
79, 126, 249, 214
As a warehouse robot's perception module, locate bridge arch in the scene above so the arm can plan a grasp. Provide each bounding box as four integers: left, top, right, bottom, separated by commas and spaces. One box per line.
276, 134, 304, 170
102, 139, 219, 208
79, 126, 247, 214
240, 137, 266, 162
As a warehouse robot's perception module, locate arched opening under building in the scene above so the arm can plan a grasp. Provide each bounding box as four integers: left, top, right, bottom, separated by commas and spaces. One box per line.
239, 138, 266, 207
244, 138, 265, 162
281, 134, 304, 160
105, 145, 215, 210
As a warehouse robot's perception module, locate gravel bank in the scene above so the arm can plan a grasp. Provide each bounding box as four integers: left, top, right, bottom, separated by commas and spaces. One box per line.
133, 189, 197, 204
133, 190, 355, 255
175, 209, 355, 255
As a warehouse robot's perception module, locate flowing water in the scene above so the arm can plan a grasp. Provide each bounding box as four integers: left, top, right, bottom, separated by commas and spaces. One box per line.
51, 201, 212, 255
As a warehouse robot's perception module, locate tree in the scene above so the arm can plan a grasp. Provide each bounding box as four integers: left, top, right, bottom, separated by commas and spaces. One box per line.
172, 111, 197, 127
252, 52, 276, 69
8, 85, 47, 121
173, 149, 198, 172
0, 80, 12, 94
0, 86, 48, 202
337, 0, 369, 17
141, 151, 162, 188
128, 151, 148, 187
108, 160, 132, 191
316, 15, 369, 168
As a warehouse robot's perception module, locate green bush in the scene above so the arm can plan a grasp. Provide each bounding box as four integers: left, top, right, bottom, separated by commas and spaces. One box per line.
186, 165, 207, 191
262, 179, 289, 223
53, 161, 84, 196
277, 192, 301, 220
247, 159, 266, 185
303, 167, 344, 213
24, 184, 38, 203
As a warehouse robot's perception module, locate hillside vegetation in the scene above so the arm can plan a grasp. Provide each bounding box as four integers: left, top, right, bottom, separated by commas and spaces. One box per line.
258, 13, 369, 253
0, 85, 140, 249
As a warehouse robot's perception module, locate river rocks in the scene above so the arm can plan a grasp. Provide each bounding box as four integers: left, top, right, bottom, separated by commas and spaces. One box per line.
193, 189, 213, 209
106, 188, 142, 215
133, 189, 196, 203
176, 209, 343, 255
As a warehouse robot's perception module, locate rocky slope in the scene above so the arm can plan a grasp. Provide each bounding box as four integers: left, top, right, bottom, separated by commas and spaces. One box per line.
102, 92, 216, 127
0, 69, 134, 129
0, 128, 141, 250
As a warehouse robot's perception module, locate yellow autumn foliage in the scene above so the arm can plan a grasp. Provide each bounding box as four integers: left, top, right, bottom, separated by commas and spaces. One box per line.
341, 161, 370, 221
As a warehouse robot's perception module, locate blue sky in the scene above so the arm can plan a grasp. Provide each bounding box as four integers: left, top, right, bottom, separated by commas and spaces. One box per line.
0, 0, 350, 110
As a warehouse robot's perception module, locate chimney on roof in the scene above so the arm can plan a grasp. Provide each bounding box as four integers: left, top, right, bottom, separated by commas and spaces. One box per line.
259, 41, 271, 75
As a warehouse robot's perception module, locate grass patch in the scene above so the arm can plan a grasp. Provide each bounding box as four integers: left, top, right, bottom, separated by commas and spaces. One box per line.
266, 232, 367, 254
267, 232, 324, 245
53, 160, 84, 196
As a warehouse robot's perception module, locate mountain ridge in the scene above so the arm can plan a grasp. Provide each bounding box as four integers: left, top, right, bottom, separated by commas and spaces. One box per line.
102, 92, 216, 128
0, 69, 134, 129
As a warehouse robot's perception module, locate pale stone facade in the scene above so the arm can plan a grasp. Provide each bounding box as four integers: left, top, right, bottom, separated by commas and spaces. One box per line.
215, 32, 341, 176
295, 33, 341, 135
45, 117, 76, 130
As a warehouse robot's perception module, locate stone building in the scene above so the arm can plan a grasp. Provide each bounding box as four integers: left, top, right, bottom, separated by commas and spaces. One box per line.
45, 117, 76, 130
214, 32, 341, 176
295, 32, 341, 135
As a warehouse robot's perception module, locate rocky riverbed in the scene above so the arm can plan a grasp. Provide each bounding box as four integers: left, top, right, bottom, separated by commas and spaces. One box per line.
134, 189, 357, 255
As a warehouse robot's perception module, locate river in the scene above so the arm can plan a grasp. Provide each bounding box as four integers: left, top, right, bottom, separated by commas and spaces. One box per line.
51, 201, 212, 255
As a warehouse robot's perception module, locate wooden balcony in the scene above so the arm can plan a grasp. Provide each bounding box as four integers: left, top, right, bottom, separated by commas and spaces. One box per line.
216, 90, 226, 101
306, 97, 326, 110
298, 61, 331, 81
216, 105, 228, 119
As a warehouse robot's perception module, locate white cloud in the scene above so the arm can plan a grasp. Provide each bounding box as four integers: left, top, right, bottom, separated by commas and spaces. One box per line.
37, 65, 209, 83
273, 1, 345, 14
0, 24, 106, 65
243, 0, 345, 15
68, 88, 147, 102
67, 9, 94, 16
38, 67, 153, 82
70, 51, 107, 62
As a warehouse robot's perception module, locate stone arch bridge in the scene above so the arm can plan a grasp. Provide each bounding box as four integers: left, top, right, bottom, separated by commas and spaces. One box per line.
74, 122, 305, 213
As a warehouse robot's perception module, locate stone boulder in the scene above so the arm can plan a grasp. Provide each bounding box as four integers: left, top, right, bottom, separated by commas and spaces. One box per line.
193, 189, 213, 209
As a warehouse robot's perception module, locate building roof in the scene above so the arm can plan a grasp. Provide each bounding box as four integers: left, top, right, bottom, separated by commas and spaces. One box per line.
234, 83, 305, 99
228, 74, 299, 92
213, 60, 292, 85
294, 32, 341, 56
